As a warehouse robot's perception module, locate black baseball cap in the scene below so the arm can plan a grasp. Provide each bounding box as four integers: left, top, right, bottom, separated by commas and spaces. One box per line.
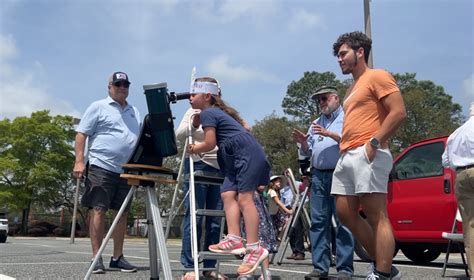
108, 72, 131, 85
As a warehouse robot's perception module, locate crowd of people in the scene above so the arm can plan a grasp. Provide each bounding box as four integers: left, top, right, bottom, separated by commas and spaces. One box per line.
72, 30, 473, 280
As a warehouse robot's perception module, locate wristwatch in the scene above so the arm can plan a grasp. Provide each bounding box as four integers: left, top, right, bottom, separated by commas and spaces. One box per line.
369, 137, 380, 149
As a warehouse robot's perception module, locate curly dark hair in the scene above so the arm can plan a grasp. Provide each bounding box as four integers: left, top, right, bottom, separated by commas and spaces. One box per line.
332, 31, 372, 63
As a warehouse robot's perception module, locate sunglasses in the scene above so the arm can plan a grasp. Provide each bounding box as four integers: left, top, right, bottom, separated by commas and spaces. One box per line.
113, 81, 130, 88
317, 96, 330, 103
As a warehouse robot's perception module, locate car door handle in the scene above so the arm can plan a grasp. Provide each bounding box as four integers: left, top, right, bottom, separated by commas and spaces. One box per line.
444, 179, 451, 194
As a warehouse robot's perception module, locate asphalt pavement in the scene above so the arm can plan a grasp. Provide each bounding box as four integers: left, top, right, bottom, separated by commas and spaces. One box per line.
0, 237, 469, 279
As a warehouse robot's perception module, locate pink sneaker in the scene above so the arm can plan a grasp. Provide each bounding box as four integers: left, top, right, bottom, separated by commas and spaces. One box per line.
237, 246, 269, 275
209, 235, 246, 255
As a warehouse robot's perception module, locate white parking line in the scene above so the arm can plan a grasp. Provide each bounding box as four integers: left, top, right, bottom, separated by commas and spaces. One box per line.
0, 274, 16, 280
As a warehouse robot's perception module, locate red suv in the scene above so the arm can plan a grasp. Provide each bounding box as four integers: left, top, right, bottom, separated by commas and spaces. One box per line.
355, 136, 460, 264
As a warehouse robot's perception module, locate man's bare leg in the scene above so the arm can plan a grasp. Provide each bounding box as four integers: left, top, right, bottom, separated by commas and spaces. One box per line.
359, 193, 395, 274
335, 195, 376, 259
112, 211, 128, 258
89, 209, 106, 257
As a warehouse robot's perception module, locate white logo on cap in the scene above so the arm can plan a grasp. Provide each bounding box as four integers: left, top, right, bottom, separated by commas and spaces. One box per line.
116, 73, 127, 80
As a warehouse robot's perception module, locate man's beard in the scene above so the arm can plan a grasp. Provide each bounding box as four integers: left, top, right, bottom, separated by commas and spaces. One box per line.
341, 53, 358, 74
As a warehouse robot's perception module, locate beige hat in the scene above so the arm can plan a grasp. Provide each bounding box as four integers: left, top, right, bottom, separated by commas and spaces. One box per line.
270, 175, 287, 186
310, 86, 338, 101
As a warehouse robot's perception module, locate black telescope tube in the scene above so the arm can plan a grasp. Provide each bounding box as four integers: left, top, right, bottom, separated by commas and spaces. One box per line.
142, 83, 178, 157
169, 92, 191, 103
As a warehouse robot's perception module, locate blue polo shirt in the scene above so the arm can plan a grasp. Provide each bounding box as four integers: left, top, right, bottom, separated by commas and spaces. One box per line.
303, 106, 344, 170
77, 96, 141, 173
280, 185, 294, 208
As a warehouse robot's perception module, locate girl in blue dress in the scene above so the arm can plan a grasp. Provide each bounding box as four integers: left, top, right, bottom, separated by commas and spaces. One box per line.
187, 77, 271, 277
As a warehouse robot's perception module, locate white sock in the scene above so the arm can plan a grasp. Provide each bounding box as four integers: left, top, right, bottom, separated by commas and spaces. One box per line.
228, 234, 242, 242
246, 241, 260, 250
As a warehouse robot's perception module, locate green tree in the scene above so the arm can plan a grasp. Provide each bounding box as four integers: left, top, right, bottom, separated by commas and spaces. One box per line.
391, 73, 464, 153
281, 71, 345, 126
252, 113, 300, 176
0, 111, 76, 233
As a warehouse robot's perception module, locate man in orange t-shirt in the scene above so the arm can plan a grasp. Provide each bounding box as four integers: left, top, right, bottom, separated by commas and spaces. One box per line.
330, 31, 407, 280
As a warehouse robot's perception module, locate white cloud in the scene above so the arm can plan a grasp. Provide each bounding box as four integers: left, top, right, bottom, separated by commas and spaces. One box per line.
205, 54, 278, 84
191, 0, 279, 24
0, 33, 81, 120
0, 34, 17, 61
287, 8, 324, 32
462, 74, 474, 98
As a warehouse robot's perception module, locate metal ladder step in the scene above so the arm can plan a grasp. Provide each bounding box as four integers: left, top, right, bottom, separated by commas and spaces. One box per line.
184, 171, 224, 185
199, 251, 244, 262
196, 209, 226, 217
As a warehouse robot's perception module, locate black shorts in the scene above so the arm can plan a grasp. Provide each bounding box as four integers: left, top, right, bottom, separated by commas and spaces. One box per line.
81, 164, 132, 212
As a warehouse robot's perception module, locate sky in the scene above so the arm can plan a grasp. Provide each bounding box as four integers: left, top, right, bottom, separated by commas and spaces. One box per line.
0, 0, 473, 127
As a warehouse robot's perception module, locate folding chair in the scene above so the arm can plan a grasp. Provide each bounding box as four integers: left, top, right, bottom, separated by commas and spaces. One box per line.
441, 208, 469, 277
273, 168, 311, 265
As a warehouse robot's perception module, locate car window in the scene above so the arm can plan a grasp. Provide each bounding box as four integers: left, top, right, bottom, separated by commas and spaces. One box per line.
393, 141, 445, 180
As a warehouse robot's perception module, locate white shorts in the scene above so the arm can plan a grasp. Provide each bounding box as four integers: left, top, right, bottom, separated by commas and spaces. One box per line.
331, 144, 393, 195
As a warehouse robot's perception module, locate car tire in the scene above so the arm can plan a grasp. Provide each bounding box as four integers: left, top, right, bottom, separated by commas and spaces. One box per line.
0, 234, 7, 243
354, 238, 399, 261
400, 244, 441, 264
354, 238, 372, 261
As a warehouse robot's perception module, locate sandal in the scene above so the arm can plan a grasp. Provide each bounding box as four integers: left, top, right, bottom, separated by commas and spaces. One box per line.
203, 271, 229, 280
181, 272, 196, 280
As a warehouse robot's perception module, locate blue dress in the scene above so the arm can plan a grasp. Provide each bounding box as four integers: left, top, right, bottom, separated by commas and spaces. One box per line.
200, 107, 271, 192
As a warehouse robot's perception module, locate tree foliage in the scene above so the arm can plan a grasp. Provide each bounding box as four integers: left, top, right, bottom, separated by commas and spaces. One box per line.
281, 71, 346, 126
0, 111, 76, 233
391, 73, 464, 153
251, 113, 300, 176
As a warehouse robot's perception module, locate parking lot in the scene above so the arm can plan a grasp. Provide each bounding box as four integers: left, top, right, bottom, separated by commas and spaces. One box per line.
0, 237, 469, 279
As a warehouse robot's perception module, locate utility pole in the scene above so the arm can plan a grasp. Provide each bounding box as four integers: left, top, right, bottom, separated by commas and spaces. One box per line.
364, 0, 374, 68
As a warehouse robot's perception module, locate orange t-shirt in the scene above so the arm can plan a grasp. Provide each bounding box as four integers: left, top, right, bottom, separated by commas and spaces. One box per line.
340, 69, 400, 152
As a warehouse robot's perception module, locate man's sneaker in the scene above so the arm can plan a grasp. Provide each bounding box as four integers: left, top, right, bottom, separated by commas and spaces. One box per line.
91, 256, 105, 274
367, 263, 401, 280
109, 255, 137, 273
337, 271, 352, 280
237, 246, 269, 275
304, 269, 328, 280
293, 253, 305, 260
389, 265, 401, 279
286, 253, 296, 260
209, 235, 246, 255
367, 271, 388, 280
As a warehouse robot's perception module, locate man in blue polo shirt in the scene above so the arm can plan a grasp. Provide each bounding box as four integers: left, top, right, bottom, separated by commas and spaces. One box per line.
293, 86, 354, 279
73, 71, 141, 274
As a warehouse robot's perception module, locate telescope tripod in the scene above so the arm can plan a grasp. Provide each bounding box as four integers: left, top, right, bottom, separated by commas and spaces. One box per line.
84, 164, 176, 280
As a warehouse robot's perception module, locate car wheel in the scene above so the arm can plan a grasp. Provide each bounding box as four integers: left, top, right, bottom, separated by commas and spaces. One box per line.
355, 238, 399, 261
0, 234, 6, 243
401, 244, 441, 264
354, 238, 372, 261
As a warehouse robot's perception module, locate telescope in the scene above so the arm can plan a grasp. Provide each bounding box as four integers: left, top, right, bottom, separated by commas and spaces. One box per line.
126, 82, 190, 167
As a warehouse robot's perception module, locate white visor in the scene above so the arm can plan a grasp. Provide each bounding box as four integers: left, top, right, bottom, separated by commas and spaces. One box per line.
190, 81, 220, 96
